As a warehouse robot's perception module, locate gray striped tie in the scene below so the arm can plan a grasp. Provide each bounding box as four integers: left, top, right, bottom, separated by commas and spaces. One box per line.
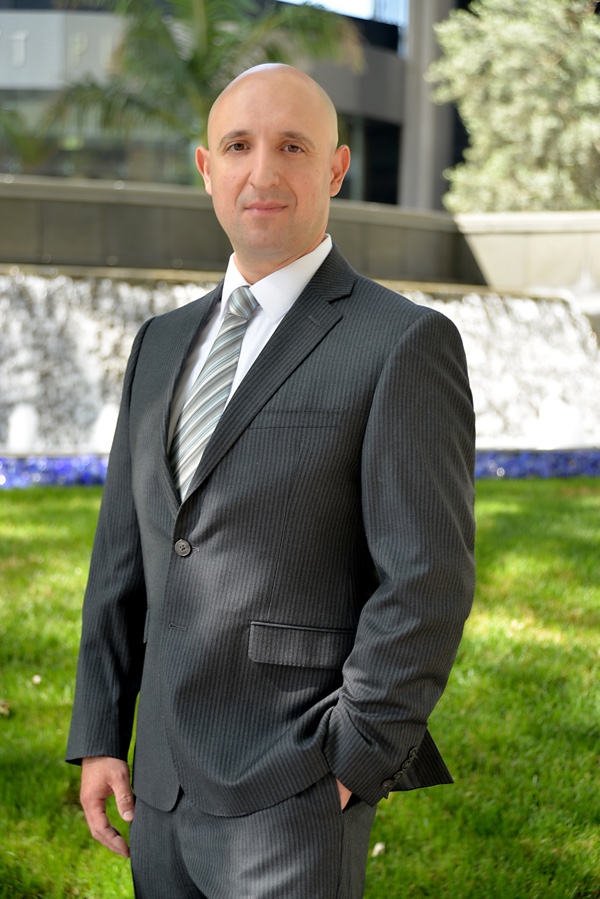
170, 285, 258, 499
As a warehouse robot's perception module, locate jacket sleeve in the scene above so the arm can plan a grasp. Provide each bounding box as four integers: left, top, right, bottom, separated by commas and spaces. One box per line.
66, 319, 152, 765
322, 309, 476, 805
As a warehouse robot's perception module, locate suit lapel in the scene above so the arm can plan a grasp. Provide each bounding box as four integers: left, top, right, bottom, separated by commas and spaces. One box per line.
183, 247, 357, 500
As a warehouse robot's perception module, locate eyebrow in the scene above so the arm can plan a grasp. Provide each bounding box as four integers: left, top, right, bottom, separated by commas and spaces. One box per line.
217, 130, 317, 151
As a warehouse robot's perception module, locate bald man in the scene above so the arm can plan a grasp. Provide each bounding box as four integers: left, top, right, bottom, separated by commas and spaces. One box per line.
67, 65, 476, 898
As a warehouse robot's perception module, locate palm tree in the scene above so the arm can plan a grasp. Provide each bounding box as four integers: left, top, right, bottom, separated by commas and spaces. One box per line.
45, 0, 361, 157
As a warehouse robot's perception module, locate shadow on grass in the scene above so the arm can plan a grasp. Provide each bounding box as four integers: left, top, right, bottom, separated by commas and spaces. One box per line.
0, 857, 51, 899
0, 487, 101, 562
0, 486, 102, 688
474, 479, 600, 627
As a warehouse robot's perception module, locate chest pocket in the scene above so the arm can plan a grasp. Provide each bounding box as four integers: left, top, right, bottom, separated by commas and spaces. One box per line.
248, 409, 344, 429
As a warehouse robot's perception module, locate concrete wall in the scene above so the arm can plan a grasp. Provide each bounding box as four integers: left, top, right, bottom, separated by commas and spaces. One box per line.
3, 175, 600, 329
0, 174, 478, 283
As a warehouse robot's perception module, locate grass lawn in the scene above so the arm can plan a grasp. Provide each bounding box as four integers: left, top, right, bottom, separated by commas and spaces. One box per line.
0, 480, 599, 898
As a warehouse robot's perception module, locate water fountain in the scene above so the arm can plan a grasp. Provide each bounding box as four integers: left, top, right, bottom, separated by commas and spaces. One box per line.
1, 266, 599, 486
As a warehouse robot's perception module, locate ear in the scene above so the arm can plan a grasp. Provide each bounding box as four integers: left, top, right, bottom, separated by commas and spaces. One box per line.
329, 145, 351, 198
196, 146, 212, 194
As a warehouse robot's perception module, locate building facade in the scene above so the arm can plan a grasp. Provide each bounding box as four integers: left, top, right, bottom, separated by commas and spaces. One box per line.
0, 0, 462, 209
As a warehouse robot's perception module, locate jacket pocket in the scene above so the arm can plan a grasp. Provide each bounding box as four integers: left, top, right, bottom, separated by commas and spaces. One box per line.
248, 621, 354, 670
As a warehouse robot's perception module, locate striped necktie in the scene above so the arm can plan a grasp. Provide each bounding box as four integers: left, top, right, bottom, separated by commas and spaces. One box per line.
169, 285, 258, 500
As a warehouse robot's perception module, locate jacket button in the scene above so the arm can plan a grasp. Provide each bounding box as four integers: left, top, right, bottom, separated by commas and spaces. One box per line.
382, 779, 395, 791
174, 538, 192, 557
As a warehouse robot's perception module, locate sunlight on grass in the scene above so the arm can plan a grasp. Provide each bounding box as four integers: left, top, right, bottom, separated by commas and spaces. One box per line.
468, 608, 589, 646
1, 481, 599, 898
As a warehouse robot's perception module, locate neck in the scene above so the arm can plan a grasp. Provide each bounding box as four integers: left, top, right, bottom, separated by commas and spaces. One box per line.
233, 237, 327, 285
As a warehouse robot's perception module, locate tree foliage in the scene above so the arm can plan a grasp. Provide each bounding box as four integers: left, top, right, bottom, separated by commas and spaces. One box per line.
427, 0, 600, 212
0, 105, 45, 164
45, 0, 361, 147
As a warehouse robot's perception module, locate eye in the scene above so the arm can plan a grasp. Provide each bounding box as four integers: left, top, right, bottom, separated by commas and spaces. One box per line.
283, 144, 304, 154
226, 141, 249, 152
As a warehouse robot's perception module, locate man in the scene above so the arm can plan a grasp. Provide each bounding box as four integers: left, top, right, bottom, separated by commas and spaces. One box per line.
67, 65, 476, 898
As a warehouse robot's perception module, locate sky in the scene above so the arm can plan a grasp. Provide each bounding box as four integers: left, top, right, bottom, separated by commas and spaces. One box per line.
281, 0, 407, 27
283, 0, 374, 16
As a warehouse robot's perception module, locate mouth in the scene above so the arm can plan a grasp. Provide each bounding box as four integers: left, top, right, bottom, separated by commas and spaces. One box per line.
244, 200, 287, 215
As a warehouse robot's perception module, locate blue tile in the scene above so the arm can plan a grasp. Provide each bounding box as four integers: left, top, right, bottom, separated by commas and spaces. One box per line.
1, 451, 599, 489
475, 450, 600, 479
0, 456, 108, 488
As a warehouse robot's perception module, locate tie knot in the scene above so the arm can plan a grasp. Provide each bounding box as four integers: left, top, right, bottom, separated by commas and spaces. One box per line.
227, 285, 258, 321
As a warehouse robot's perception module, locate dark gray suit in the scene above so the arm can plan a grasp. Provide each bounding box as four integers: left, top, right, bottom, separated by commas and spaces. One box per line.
67, 246, 475, 850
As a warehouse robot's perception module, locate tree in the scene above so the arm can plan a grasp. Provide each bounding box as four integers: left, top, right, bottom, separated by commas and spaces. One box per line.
427, 0, 600, 212
45, 0, 361, 173
0, 106, 44, 166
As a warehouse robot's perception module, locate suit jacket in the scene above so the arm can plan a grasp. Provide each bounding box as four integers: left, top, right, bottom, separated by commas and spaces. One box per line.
67, 246, 476, 817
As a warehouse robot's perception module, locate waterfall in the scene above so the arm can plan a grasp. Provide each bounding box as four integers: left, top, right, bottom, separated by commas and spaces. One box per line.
402, 286, 599, 450
0, 270, 212, 454
1, 268, 599, 456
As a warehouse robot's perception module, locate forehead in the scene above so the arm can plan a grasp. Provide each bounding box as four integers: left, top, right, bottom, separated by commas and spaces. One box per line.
208, 73, 333, 145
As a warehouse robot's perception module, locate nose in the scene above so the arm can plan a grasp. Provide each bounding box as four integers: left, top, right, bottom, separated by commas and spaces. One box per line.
248, 146, 279, 191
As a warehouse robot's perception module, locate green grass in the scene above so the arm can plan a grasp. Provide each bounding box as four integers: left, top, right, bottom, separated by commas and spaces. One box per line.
1, 481, 599, 898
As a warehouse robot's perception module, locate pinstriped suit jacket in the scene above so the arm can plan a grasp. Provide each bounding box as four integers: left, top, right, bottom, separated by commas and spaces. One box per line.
67, 246, 476, 817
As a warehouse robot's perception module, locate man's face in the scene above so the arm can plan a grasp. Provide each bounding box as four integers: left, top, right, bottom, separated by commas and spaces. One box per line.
196, 67, 350, 283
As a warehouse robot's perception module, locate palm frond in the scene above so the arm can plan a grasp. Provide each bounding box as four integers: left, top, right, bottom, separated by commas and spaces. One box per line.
44, 0, 363, 167
43, 78, 194, 139
258, 3, 363, 71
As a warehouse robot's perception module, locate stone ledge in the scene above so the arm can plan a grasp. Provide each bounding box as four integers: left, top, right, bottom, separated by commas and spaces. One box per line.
0, 174, 214, 209
456, 210, 600, 234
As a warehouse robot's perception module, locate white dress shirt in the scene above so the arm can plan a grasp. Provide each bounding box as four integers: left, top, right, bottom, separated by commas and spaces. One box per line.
167, 236, 333, 448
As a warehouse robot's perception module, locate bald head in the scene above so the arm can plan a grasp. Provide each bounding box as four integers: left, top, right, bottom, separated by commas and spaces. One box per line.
207, 65, 340, 154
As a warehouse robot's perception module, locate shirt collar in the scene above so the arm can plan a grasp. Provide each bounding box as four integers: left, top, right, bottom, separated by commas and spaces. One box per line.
222, 236, 333, 323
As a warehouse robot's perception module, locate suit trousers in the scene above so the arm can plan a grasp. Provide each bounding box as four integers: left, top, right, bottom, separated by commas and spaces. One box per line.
130, 773, 377, 899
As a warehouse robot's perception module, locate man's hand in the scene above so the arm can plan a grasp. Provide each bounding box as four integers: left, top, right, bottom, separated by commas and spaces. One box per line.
80, 756, 134, 858
336, 778, 352, 810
